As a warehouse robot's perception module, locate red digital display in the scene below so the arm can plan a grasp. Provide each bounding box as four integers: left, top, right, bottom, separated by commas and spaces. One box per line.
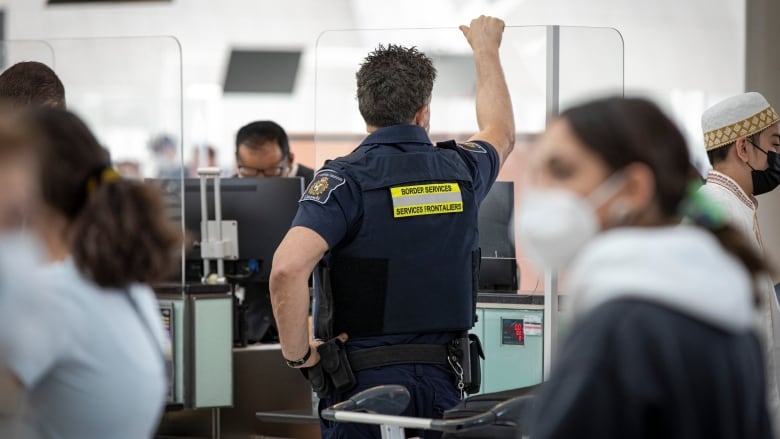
501, 318, 525, 346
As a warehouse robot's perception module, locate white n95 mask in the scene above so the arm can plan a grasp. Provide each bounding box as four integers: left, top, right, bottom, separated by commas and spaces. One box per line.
517, 174, 625, 270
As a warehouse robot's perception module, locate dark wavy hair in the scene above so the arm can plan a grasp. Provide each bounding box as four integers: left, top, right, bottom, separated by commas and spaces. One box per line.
356, 44, 437, 127
33, 109, 181, 289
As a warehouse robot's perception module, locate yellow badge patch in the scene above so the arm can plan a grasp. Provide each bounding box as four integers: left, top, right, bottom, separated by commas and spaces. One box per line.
390, 182, 464, 218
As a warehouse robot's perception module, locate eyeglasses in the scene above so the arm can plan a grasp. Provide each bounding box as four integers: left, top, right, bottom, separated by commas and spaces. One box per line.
237, 158, 288, 178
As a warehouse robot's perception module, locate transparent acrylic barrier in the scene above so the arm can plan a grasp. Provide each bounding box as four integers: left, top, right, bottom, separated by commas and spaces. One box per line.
314, 26, 545, 166
51, 37, 183, 181
1, 37, 183, 180
0, 37, 184, 282
558, 26, 625, 110
0, 37, 187, 402
2, 35, 185, 275
0, 41, 55, 68
314, 26, 623, 294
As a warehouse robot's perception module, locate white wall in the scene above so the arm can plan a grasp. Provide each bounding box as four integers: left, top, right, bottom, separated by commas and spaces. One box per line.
3, 0, 745, 170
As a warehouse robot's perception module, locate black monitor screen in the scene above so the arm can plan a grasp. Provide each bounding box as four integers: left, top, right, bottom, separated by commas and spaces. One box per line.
150, 177, 303, 343
151, 177, 303, 282
477, 181, 518, 292
478, 181, 515, 258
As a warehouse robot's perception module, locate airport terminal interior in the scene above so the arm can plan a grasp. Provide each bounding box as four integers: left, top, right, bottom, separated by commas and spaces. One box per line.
0, 0, 778, 438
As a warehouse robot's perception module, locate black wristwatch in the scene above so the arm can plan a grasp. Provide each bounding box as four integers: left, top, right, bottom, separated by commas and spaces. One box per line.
285, 347, 312, 368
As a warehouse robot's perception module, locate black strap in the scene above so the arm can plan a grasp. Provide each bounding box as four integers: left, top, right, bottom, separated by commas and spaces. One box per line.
347, 344, 450, 372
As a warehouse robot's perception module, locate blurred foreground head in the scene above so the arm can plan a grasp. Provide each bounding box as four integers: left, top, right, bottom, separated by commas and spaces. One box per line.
520, 97, 766, 284
526, 96, 692, 229
0, 62, 66, 109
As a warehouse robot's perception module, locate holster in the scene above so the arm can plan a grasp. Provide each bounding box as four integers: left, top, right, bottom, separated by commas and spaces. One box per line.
450, 333, 485, 395
303, 337, 356, 400
314, 265, 335, 341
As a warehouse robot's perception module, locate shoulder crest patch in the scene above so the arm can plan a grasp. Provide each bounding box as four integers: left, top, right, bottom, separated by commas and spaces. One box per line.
458, 141, 487, 154
300, 170, 346, 204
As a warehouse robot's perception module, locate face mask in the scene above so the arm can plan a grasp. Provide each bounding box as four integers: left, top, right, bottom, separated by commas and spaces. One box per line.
517, 174, 625, 271
749, 143, 780, 195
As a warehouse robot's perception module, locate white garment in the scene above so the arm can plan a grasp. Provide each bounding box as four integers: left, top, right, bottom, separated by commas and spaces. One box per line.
567, 225, 756, 332
698, 170, 780, 435
699, 171, 764, 253
0, 258, 167, 439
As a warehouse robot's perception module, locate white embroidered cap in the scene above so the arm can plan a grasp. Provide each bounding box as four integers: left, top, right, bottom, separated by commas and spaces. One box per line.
702, 92, 779, 151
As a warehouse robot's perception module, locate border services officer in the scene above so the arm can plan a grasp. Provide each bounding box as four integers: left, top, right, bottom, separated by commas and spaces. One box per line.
270, 15, 516, 439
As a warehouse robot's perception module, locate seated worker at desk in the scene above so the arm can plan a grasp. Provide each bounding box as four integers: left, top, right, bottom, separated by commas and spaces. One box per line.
232, 120, 315, 344
235, 120, 314, 187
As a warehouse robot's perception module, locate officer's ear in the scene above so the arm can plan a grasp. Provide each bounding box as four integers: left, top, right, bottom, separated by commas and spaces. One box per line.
412, 103, 431, 130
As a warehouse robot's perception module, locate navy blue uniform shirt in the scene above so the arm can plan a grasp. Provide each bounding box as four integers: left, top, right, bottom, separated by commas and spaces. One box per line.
292, 124, 499, 248
293, 124, 499, 348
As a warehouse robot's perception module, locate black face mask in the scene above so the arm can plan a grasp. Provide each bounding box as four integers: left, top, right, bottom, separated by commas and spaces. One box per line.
748, 142, 780, 195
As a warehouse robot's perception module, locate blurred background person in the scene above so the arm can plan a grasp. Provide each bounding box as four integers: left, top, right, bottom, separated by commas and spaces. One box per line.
188, 143, 221, 177
149, 133, 184, 179
0, 109, 181, 439
522, 97, 772, 438
235, 120, 314, 187
115, 159, 143, 179
0, 61, 66, 109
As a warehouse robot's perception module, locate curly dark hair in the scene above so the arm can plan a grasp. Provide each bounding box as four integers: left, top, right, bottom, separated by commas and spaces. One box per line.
356, 44, 437, 128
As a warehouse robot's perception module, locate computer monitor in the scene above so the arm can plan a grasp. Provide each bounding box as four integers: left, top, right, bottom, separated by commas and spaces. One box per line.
150, 177, 303, 343
152, 177, 303, 281
477, 181, 518, 292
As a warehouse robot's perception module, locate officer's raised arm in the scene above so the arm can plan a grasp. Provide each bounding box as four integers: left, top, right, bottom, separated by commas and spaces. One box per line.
460, 15, 515, 168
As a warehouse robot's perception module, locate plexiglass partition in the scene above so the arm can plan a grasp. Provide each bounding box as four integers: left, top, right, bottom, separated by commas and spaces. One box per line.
48, 37, 184, 181
314, 27, 547, 162
0, 37, 186, 403
1, 37, 183, 179
314, 26, 623, 379
0, 40, 55, 68
0, 36, 184, 276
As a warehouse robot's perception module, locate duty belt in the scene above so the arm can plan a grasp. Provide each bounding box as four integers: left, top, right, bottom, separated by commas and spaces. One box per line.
306, 337, 481, 399
347, 344, 450, 371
